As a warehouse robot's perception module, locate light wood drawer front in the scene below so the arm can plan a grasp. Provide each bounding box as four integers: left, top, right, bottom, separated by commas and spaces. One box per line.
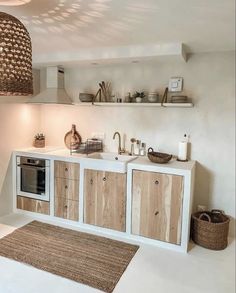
55, 178, 79, 201
54, 161, 80, 180
17, 196, 50, 215
132, 170, 184, 245
54, 197, 79, 221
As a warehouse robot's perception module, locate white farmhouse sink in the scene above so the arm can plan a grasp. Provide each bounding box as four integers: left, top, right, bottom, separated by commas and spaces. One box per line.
83, 152, 137, 173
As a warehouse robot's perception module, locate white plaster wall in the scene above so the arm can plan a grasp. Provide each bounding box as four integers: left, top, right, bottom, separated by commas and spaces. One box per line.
39, 52, 235, 236
0, 104, 40, 216
0, 70, 41, 216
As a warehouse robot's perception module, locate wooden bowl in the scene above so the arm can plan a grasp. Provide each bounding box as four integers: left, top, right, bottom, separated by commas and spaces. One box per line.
79, 93, 94, 102
147, 148, 172, 164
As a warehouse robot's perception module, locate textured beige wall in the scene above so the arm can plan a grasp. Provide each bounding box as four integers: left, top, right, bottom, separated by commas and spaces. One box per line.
0, 104, 40, 216
0, 69, 41, 216
40, 52, 235, 236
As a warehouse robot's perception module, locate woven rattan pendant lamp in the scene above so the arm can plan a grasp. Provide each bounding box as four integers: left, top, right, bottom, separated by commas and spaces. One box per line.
0, 11, 33, 96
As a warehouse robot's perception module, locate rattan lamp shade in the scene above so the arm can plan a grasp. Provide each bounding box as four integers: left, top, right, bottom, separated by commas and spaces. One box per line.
0, 12, 33, 96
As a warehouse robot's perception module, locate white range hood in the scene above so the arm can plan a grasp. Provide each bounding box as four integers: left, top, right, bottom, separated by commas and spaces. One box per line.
28, 66, 73, 105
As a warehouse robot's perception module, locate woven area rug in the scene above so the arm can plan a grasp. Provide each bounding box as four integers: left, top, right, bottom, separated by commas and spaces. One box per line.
0, 221, 139, 293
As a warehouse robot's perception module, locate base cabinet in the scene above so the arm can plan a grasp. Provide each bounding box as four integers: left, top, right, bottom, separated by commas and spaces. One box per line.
132, 170, 184, 245
17, 196, 50, 215
84, 169, 126, 232
54, 161, 80, 221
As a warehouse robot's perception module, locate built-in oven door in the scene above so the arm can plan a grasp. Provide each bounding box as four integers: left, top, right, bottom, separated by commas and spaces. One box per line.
17, 158, 50, 202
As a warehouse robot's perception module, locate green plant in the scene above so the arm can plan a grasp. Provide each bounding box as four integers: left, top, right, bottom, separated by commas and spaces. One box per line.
134, 91, 145, 98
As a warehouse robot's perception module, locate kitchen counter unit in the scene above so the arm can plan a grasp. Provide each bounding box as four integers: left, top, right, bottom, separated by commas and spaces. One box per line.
12, 147, 196, 253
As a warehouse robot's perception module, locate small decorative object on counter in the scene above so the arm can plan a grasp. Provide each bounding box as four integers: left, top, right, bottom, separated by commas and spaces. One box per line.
34, 133, 45, 148
64, 124, 82, 150
70, 138, 103, 155
134, 140, 141, 155
134, 91, 145, 103
147, 147, 172, 164
191, 210, 230, 250
148, 92, 159, 103
177, 134, 188, 162
130, 138, 136, 155
140, 142, 147, 156
125, 92, 132, 103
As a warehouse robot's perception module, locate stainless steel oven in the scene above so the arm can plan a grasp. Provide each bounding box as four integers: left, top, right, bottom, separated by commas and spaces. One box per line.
17, 156, 50, 201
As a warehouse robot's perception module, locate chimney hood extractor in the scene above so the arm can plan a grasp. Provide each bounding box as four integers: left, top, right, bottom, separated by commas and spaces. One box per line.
28, 66, 73, 105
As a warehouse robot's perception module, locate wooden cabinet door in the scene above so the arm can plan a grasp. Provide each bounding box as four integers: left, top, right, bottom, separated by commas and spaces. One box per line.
84, 169, 126, 232
17, 196, 50, 215
132, 170, 184, 245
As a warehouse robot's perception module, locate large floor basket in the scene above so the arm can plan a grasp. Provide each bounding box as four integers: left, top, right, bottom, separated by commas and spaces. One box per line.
191, 210, 230, 250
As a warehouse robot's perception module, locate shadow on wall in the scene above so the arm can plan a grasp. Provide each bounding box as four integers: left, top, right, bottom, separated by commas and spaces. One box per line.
0, 155, 13, 217
193, 162, 213, 211
193, 162, 235, 237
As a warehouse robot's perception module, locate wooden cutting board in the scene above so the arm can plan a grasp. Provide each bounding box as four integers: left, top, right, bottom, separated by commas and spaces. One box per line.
64, 125, 82, 150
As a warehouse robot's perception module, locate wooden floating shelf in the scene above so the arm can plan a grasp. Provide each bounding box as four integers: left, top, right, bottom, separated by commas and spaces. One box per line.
74, 102, 194, 108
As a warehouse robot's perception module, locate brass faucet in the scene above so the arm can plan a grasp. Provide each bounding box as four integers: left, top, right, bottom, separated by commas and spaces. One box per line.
113, 131, 125, 155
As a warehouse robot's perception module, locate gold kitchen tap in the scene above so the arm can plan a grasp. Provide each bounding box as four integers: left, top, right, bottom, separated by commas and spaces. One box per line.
113, 131, 125, 155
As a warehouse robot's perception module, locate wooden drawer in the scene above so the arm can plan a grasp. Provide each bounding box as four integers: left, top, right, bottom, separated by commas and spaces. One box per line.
54, 161, 80, 180
55, 177, 79, 201
17, 196, 50, 215
54, 197, 79, 221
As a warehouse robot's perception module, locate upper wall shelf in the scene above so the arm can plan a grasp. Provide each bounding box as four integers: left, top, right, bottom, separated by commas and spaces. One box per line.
75, 102, 194, 108
33, 43, 188, 67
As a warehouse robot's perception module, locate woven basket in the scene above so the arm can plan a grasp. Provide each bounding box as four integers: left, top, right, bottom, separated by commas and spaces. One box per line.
191, 210, 230, 250
0, 12, 33, 96
147, 147, 172, 164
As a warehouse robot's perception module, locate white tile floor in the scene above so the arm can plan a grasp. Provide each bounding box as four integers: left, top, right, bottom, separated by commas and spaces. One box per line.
0, 213, 235, 293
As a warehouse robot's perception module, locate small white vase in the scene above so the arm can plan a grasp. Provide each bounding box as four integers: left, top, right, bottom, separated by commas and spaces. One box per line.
136, 97, 142, 103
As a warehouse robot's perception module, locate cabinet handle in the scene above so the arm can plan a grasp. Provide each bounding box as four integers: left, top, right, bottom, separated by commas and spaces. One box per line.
64, 205, 68, 209
65, 168, 68, 172
103, 177, 106, 182
155, 180, 159, 185
155, 211, 159, 216
65, 185, 68, 189
90, 179, 93, 185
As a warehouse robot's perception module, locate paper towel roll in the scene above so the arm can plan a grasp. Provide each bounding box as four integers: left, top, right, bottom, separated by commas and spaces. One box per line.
178, 141, 188, 161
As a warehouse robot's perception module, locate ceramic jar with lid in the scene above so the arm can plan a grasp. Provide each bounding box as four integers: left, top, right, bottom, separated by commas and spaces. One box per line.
148, 92, 159, 103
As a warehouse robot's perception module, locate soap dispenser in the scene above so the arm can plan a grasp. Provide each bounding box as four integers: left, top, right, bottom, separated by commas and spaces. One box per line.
140, 143, 146, 156
130, 138, 136, 156
134, 140, 141, 155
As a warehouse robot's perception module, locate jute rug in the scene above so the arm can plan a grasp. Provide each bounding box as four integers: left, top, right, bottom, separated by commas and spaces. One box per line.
0, 221, 139, 293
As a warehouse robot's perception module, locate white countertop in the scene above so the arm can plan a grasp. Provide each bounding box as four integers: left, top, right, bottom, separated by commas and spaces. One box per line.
14, 146, 196, 173
129, 156, 195, 170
